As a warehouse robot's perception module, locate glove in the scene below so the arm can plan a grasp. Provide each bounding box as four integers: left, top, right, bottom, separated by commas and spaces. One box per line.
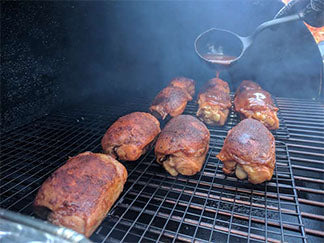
275, 0, 324, 27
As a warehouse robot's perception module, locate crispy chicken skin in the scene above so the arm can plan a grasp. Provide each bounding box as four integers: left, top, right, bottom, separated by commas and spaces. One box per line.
150, 86, 192, 120
169, 77, 195, 97
197, 78, 231, 126
34, 152, 127, 237
155, 115, 210, 176
234, 80, 279, 130
101, 112, 160, 161
217, 119, 276, 184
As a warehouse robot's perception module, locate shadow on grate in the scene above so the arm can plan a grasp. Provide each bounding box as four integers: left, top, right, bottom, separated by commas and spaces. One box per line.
0, 98, 302, 243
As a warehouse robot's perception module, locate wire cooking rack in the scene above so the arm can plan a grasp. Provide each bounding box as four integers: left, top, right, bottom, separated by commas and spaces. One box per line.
1, 97, 322, 242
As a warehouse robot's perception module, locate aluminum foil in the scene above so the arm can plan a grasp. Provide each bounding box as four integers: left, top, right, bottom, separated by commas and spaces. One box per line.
0, 208, 92, 243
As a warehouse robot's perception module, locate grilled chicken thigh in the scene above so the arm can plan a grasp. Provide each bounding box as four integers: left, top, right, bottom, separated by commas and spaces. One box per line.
217, 119, 276, 184
197, 78, 231, 126
234, 80, 279, 130
102, 112, 160, 161
155, 115, 210, 176
169, 77, 195, 97
34, 152, 127, 237
150, 86, 192, 119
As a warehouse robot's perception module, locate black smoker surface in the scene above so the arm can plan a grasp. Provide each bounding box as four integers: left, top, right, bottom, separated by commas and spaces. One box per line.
0, 96, 323, 242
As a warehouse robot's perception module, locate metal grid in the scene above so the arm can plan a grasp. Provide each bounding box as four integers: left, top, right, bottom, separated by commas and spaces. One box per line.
275, 97, 324, 241
0, 97, 323, 242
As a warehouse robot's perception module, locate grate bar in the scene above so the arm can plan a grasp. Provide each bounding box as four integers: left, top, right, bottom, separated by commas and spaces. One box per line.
288, 133, 323, 141
293, 176, 324, 184
298, 198, 324, 207
295, 186, 324, 195
290, 156, 324, 165
292, 165, 324, 173
283, 121, 324, 128
287, 143, 324, 151
287, 149, 324, 158
280, 113, 324, 120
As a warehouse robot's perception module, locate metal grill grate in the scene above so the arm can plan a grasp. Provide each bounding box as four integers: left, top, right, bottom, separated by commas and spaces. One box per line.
0, 97, 323, 242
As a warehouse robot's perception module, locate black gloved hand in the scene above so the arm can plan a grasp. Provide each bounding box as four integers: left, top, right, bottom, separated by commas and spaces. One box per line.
275, 0, 324, 27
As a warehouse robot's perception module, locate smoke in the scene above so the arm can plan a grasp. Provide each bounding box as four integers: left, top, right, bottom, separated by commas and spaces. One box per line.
14, 0, 321, 107
3, 0, 321, 132
63, 0, 298, 102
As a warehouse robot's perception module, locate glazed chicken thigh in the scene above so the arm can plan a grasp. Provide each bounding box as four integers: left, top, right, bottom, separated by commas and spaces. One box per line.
197, 78, 231, 126
217, 119, 276, 184
150, 86, 192, 119
234, 80, 279, 130
155, 115, 210, 176
102, 112, 160, 161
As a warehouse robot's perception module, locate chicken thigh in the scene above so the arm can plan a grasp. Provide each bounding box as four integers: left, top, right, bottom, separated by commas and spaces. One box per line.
197, 78, 231, 126
34, 152, 127, 237
155, 115, 210, 176
102, 112, 160, 161
150, 86, 192, 119
234, 80, 279, 130
217, 119, 276, 184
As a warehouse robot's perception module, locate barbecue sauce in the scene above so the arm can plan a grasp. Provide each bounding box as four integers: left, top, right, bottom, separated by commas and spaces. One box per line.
204, 54, 236, 65
216, 72, 220, 79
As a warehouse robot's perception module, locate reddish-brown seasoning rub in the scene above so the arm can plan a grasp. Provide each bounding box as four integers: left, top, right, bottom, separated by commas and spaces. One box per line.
101, 112, 161, 161
150, 86, 192, 120
197, 78, 231, 126
217, 119, 276, 184
34, 152, 127, 237
155, 115, 210, 176
234, 80, 279, 130
169, 77, 196, 97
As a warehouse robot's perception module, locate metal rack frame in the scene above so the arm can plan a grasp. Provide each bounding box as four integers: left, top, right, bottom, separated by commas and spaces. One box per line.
1, 97, 323, 242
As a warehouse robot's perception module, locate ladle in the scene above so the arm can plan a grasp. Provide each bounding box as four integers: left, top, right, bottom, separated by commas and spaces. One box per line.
194, 13, 304, 71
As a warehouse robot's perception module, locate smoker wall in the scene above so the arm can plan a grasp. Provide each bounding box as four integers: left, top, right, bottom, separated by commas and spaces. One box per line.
1, 0, 322, 132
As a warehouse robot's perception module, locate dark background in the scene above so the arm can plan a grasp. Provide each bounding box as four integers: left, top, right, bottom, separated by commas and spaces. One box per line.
1, 0, 323, 132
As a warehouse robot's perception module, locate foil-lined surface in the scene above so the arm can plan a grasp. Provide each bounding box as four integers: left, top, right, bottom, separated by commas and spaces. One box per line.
0, 209, 92, 243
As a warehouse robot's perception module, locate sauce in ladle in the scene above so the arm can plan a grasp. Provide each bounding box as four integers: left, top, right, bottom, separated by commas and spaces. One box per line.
203, 54, 237, 65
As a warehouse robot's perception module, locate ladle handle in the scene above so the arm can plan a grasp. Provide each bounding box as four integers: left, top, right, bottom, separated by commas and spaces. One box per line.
252, 13, 303, 38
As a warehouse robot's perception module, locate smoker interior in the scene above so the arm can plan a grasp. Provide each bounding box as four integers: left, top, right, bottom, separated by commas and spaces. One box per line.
1, 96, 323, 242
1, 1, 324, 243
